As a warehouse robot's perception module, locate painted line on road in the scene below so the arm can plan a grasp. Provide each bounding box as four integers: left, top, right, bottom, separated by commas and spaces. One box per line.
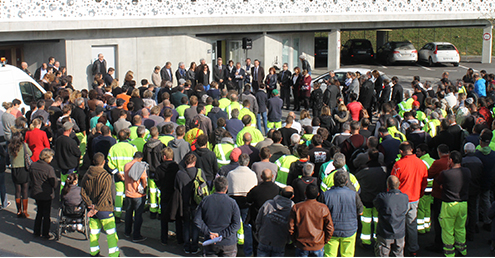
394, 67, 403, 70
408, 68, 419, 71
444, 70, 458, 72
381, 65, 388, 69
416, 64, 432, 71
459, 65, 478, 72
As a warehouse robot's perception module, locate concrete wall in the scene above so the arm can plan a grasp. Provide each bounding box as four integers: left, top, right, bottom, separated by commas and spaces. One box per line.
66, 35, 212, 90
23, 40, 66, 75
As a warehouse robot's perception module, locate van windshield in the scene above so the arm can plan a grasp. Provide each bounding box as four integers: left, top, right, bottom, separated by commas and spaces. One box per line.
19, 82, 43, 105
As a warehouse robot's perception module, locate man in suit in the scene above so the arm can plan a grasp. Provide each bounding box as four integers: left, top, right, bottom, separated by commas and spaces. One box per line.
175, 62, 187, 86
251, 59, 265, 92
244, 58, 254, 86
391, 76, 404, 105
278, 63, 292, 110
213, 57, 226, 88
234, 62, 246, 95
160, 62, 173, 84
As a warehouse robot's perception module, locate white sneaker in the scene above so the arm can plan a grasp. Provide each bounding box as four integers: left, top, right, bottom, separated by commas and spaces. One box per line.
77, 224, 84, 232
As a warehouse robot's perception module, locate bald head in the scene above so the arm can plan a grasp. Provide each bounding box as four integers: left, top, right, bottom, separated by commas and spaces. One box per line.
387, 175, 400, 190
281, 186, 294, 199
141, 108, 150, 118
261, 169, 273, 182
243, 132, 252, 145
164, 99, 171, 107
288, 111, 296, 119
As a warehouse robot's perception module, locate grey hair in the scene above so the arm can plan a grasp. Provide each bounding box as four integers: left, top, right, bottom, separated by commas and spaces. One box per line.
303, 163, 314, 176
178, 62, 185, 68
342, 122, 351, 132
299, 54, 306, 60
238, 153, 250, 167
231, 108, 240, 119
464, 142, 476, 154
75, 97, 84, 107
333, 153, 346, 169
136, 125, 146, 138
291, 133, 301, 145
166, 81, 173, 88
199, 58, 205, 62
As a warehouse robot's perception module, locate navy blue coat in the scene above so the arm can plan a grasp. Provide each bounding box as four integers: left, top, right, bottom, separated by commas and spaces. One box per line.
323, 186, 363, 238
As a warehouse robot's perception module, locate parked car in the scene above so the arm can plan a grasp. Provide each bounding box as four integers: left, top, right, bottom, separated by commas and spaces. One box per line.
418, 42, 460, 67
376, 41, 418, 64
340, 39, 374, 64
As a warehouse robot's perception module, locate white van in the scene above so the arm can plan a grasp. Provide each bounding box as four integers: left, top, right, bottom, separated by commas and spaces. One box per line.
0, 64, 46, 141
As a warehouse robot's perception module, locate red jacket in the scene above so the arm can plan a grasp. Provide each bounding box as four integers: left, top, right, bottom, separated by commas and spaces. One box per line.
25, 128, 50, 162
300, 75, 312, 98
391, 154, 428, 202
428, 154, 450, 199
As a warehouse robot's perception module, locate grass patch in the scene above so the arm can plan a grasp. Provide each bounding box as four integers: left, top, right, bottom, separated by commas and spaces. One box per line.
316, 28, 494, 56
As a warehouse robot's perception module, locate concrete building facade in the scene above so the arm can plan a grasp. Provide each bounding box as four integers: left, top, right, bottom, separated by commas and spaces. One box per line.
0, 0, 492, 89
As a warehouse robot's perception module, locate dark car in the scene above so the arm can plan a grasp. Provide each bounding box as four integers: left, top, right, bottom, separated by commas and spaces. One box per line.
340, 39, 374, 64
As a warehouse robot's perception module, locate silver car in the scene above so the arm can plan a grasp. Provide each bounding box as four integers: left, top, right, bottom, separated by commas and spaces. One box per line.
376, 41, 418, 64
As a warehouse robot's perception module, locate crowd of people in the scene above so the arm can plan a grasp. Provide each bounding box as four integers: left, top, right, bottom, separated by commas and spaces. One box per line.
0, 54, 495, 257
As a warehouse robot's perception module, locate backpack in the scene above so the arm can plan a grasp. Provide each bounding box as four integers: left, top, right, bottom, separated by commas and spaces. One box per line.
472, 112, 487, 126
191, 168, 210, 205
346, 135, 367, 172
190, 128, 202, 152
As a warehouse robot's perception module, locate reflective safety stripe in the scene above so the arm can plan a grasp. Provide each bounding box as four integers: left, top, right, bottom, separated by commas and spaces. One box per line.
417, 219, 424, 224
178, 116, 185, 119
425, 187, 433, 193
91, 229, 101, 235
109, 247, 119, 254
61, 182, 66, 186
424, 218, 431, 222
110, 156, 134, 161
150, 204, 158, 208
417, 225, 425, 230
217, 159, 230, 165
114, 207, 122, 212
116, 192, 124, 196
360, 234, 371, 240
237, 233, 244, 240
320, 182, 329, 191
422, 160, 431, 169
373, 217, 379, 223
150, 188, 157, 193
106, 228, 116, 235
361, 217, 372, 223
274, 181, 286, 187
218, 144, 228, 163
90, 246, 100, 252
427, 178, 434, 182
280, 167, 289, 172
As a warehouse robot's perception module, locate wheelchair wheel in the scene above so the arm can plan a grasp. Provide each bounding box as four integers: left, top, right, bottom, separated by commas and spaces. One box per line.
84, 209, 90, 240
56, 208, 63, 240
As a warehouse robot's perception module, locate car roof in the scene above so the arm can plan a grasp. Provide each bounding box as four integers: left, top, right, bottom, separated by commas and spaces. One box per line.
429, 42, 455, 45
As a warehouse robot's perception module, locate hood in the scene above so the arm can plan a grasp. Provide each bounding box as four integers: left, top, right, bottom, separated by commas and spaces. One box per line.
479, 146, 492, 155
220, 137, 235, 145
147, 138, 163, 148
86, 166, 107, 180
334, 111, 349, 123
194, 147, 210, 156
273, 195, 294, 209
210, 107, 221, 113
169, 138, 186, 148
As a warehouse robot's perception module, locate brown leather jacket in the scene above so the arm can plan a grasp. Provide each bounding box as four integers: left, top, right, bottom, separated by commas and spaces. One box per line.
289, 199, 334, 251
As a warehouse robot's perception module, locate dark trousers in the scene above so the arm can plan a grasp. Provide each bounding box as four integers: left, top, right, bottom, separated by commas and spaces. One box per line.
467, 194, 479, 237
293, 87, 300, 110
301, 96, 310, 110
34, 199, 52, 237
252, 81, 260, 92
280, 86, 291, 109
313, 107, 321, 119
204, 244, 237, 257
161, 201, 183, 244
432, 197, 442, 246
125, 196, 145, 239
183, 206, 199, 252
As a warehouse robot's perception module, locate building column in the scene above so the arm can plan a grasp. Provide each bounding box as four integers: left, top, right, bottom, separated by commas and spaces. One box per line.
482, 25, 493, 64
376, 30, 388, 49
327, 29, 340, 70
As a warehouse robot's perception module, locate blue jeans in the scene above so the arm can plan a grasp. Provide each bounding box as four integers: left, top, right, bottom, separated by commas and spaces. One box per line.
257, 242, 285, 257
295, 247, 324, 257
125, 196, 145, 239
0, 172, 7, 208
183, 206, 199, 252
256, 112, 268, 135
240, 208, 253, 257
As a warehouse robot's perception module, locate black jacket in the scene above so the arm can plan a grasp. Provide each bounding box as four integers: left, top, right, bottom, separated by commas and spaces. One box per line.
54, 135, 81, 170
30, 160, 57, 200
292, 176, 317, 203
323, 84, 340, 110
246, 181, 281, 225
358, 80, 375, 110
71, 106, 87, 134
180, 147, 218, 182
391, 84, 404, 105
207, 107, 228, 130
213, 64, 226, 82
278, 70, 292, 88
355, 162, 387, 207
462, 154, 483, 196
143, 138, 165, 175
155, 160, 180, 204
374, 189, 409, 239
287, 160, 308, 186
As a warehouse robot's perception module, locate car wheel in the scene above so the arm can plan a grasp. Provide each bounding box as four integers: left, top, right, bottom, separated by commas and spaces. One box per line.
428, 57, 434, 67
453, 63, 459, 67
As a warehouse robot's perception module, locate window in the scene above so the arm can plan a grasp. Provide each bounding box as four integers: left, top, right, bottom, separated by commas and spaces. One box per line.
437, 44, 456, 51
19, 82, 43, 105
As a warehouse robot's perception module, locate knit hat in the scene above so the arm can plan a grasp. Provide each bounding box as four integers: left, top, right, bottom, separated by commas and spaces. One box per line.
230, 148, 242, 162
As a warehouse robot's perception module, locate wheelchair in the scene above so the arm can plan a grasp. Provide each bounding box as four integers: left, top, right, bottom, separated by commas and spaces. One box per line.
56, 202, 90, 240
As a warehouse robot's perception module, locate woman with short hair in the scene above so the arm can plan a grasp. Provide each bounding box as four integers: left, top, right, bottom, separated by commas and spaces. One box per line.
30, 148, 57, 239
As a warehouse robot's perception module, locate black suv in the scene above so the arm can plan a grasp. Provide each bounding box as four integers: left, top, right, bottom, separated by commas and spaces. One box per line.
341, 39, 374, 64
